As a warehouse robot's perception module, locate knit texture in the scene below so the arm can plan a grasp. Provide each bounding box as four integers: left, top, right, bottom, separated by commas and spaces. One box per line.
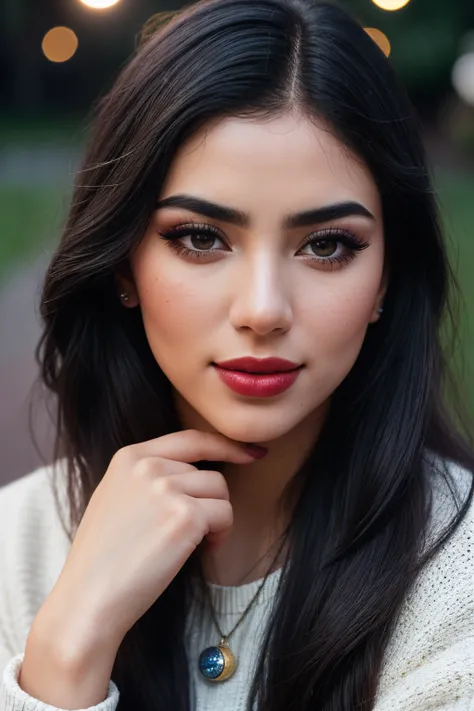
0, 455, 473, 711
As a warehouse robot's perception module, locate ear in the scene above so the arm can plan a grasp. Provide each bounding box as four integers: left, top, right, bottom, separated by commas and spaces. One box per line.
369, 264, 389, 324
114, 261, 140, 308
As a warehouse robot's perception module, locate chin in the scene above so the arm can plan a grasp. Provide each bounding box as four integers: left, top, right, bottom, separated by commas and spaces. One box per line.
174, 387, 321, 443
206, 416, 297, 445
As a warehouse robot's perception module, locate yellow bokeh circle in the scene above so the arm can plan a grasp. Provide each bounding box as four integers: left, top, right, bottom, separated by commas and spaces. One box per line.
371, 0, 411, 10
42, 27, 78, 63
79, 0, 121, 8
364, 28, 391, 57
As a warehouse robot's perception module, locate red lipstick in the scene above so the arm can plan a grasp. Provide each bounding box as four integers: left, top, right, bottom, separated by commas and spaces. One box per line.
212, 357, 303, 397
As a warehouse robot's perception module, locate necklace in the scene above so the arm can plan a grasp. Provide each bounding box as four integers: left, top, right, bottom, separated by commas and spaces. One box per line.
198, 534, 287, 683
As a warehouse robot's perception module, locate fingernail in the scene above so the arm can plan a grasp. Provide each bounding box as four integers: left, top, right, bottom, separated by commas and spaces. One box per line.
242, 443, 268, 459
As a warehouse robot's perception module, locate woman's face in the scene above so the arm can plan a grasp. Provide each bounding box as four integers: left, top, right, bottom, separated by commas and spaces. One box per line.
123, 112, 386, 444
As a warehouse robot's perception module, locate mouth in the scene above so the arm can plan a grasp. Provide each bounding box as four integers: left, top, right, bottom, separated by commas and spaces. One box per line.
211, 360, 304, 398
213, 356, 302, 374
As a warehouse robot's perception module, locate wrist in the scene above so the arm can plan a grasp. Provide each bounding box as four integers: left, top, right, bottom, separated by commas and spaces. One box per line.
31, 586, 123, 671
20, 606, 121, 708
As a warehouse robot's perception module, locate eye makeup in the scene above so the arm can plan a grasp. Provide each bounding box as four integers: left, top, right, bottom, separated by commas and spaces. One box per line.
157, 220, 370, 270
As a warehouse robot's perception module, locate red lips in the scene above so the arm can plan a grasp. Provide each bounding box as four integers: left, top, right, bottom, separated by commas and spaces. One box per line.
212, 357, 303, 397
214, 356, 301, 373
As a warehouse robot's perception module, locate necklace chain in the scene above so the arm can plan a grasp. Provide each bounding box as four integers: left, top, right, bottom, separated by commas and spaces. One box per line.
205, 534, 287, 644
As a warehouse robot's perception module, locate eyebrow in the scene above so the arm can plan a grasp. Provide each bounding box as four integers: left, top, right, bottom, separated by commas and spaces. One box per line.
155, 194, 375, 229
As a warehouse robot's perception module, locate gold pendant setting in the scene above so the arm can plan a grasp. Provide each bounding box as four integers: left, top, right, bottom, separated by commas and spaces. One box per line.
198, 639, 237, 682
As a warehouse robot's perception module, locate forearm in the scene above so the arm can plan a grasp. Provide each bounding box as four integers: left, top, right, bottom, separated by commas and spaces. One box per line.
19, 597, 121, 710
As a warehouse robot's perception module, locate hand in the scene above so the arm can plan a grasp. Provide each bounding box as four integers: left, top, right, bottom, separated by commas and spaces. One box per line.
46, 429, 258, 648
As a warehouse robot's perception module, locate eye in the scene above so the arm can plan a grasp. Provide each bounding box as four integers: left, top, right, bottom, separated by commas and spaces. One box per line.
158, 222, 227, 260
297, 228, 370, 266
186, 232, 223, 251
302, 238, 338, 258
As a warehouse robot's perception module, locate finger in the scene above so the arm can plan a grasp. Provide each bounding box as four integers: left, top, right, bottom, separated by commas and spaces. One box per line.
166, 470, 230, 501
134, 429, 259, 464
193, 497, 233, 537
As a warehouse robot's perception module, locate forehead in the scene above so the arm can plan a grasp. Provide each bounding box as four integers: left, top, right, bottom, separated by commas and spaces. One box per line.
160, 112, 381, 219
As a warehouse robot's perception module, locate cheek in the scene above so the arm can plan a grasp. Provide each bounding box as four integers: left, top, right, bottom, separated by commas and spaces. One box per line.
133, 260, 218, 365
297, 264, 382, 362
144, 283, 197, 345
329, 289, 377, 338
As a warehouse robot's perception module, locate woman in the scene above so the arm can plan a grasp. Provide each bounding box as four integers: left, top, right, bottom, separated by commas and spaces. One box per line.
0, 0, 473, 709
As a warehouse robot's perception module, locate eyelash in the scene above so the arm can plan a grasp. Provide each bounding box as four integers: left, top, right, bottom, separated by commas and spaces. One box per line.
157, 221, 370, 268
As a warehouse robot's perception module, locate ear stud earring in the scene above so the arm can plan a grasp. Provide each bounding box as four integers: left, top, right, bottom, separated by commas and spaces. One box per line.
120, 292, 129, 302
378, 307, 384, 314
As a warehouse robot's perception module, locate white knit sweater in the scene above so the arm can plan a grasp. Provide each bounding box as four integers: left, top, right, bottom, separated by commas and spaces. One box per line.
0, 456, 473, 711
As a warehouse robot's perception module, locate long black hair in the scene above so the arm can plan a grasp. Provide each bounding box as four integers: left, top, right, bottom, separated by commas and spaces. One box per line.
34, 0, 474, 709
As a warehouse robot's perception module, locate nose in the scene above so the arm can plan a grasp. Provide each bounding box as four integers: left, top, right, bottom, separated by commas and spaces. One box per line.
228, 253, 293, 336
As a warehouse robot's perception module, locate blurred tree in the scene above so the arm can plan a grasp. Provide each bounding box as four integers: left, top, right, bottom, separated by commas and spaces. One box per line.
345, 0, 474, 104
0, 0, 473, 120
1, 1, 45, 111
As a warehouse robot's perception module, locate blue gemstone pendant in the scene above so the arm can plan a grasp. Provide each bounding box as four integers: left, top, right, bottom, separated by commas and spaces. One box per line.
198, 640, 237, 682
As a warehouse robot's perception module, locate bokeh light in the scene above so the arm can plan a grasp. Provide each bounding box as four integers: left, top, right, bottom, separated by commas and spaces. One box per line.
364, 28, 391, 57
371, 0, 411, 10
79, 0, 121, 8
452, 53, 474, 107
42, 27, 78, 63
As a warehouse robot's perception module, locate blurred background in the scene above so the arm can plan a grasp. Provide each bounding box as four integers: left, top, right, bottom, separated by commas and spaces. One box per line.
1, 0, 474, 486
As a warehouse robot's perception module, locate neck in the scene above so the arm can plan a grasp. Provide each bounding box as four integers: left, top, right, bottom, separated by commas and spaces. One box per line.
175, 395, 328, 586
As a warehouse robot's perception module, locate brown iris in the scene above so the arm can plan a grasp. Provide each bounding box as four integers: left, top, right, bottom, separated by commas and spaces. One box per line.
191, 235, 215, 250
311, 239, 337, 257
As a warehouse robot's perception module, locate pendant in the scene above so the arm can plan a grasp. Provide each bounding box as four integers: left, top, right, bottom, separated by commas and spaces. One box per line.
198, 639, 237, 682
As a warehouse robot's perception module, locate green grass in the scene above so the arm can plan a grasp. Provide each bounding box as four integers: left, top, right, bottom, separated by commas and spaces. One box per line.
0, 114, 87, 146
0, 115, 82, 276
436, 169, 474, 423
0, 186, 70, 278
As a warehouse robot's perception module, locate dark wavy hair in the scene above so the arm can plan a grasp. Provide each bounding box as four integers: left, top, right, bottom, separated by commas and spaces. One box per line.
33, 0, 474, 709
